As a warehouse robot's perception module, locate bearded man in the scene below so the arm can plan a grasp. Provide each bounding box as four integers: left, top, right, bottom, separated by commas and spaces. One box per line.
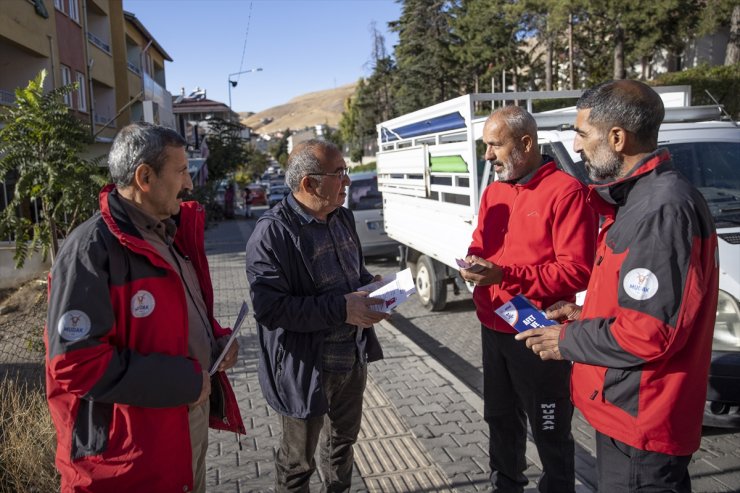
517, 80, 719, 493
460, 105, 598, 493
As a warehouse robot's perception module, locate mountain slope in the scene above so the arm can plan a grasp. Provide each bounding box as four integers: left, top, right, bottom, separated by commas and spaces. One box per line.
239, 82, 356, 135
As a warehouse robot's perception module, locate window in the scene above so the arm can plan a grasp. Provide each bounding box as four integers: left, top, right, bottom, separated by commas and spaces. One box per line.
54, 0, 65, 13
76, 72, 86, 112
60, 65, 72, 107
68, 0, 79, 22
348, 177, 383, 211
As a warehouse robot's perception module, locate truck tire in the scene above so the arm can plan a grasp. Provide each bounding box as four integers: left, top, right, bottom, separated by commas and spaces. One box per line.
416, 255, 447, 311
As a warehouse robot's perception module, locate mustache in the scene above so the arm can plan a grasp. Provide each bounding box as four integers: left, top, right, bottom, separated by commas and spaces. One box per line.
177, 190, 191, 200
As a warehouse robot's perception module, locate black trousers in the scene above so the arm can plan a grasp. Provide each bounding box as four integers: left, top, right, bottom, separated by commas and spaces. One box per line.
481, 326, 575, 493
596, 431, 692, 493
275, 363, 367, 493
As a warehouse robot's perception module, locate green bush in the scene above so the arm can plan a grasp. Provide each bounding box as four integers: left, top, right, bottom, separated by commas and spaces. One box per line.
653, 64, 740, 118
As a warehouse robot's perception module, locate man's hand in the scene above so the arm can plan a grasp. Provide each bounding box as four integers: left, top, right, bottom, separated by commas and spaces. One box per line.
545, 301, 582, 322
458, 255, 503, 286
514, 325, 565, 361
190, 369, 211, 409
216, 337, 239, 372
345, 291, 389, 327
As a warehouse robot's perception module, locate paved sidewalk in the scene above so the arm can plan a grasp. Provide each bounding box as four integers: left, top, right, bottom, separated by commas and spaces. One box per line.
203, 216, 588, 493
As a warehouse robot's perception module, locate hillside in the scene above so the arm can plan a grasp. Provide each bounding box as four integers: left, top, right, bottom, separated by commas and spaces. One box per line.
239, 82, 356, 135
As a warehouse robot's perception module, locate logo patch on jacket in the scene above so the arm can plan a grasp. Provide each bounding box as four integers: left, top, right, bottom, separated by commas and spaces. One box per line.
57, 310, 91, 341
623, 268, 659, 300
131, 290, 156, 318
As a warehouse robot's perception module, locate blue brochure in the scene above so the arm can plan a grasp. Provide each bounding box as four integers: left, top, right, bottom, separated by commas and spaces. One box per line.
494, 294, 557, 332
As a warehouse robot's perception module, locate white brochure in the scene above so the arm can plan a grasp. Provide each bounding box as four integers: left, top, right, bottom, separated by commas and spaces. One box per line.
209, 301, 249, 375
358, 268, 416, 313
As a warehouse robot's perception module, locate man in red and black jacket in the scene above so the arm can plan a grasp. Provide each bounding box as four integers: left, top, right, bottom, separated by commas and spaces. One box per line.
518, 80, 719, 493
460, 106, 598, 493
45, 123, 245, 493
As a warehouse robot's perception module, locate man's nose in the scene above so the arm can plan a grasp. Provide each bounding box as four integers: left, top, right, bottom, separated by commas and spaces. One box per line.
573, 135, 583, 153
485, 145, 496, 161
184, 171, 194, 190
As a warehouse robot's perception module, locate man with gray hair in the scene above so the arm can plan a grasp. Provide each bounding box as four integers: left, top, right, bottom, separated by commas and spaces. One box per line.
517, 80, 719, 492
460, 106, 597, 493
46, 122, 244, 493
246, 139, 388, 492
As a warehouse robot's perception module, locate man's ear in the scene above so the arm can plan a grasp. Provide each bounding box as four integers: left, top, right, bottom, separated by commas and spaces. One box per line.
608, 127, 628, 153
520, 134, 533, 153
300, 175, 317, 194
133, 164, 154, 192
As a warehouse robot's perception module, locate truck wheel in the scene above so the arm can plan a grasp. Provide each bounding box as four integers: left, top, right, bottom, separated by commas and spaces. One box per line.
416, 255, 447, 311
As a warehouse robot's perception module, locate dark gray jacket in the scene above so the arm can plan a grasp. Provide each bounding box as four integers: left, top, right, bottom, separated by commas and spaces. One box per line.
245, 197, 384, 418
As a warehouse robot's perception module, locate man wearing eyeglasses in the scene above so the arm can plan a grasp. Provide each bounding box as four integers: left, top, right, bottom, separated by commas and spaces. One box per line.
246, 139, 388, 492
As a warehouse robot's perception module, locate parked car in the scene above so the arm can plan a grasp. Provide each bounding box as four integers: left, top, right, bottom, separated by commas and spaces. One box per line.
345, 171, 398, 259
245, 184, 267, 206
268, 185, 291, 208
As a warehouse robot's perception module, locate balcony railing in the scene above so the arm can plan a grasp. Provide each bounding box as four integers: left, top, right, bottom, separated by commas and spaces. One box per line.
87, 32, 111, 54
0, 89, 14, 106
127, 61, 142, 76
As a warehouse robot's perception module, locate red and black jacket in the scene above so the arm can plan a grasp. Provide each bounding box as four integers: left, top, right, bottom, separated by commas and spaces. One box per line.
45, 185, 245, 493
560, 149, 719, 456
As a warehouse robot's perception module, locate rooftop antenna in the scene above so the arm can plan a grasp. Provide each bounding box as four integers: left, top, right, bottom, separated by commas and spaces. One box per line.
704, 89, 738, 127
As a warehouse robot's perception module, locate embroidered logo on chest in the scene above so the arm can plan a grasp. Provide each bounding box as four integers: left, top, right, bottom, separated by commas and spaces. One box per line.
57, 310, 91, 341
131, 290, 156, 318
623, 268, 659, 300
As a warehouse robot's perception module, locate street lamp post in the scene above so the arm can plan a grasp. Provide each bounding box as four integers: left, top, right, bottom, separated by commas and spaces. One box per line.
228, 67, 263, 115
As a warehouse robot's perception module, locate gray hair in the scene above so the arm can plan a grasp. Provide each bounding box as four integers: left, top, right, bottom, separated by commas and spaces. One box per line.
108, 122, 187, 188
577, 80, 664, 146
285, 139, 341, 192
489, 105, 538, 140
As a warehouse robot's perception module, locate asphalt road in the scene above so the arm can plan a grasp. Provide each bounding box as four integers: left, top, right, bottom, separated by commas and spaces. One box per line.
365, 257, 740, 493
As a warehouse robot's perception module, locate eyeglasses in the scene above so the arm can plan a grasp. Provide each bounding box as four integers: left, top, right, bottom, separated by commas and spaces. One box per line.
307, 167, 349, 178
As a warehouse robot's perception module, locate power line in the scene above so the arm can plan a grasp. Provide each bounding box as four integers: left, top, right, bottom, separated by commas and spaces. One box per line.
235, 1, 253, 84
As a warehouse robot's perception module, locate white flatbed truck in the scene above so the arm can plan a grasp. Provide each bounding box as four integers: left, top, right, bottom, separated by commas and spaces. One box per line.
375, 87, 740, 426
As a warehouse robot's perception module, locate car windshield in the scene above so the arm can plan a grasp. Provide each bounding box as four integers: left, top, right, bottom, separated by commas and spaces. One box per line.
348, 177, 383, 211
666, 141, 740, 227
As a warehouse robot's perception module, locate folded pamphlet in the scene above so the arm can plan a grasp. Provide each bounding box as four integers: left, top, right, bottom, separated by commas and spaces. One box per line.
494, 294, 556, 332
209, 301, 249, 375
358, 268, 416, 313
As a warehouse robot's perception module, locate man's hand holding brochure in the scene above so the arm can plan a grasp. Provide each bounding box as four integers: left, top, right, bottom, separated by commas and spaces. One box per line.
506, 296, 584, 361
495, 294, 557, 332
210, 301, 249, 375
357, 268, 416, 314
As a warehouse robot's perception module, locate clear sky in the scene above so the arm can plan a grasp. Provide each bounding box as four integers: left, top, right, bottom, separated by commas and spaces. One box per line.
124, 0, 401, 114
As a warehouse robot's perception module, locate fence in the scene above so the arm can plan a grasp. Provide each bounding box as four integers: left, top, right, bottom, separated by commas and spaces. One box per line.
0, 275, 46, 384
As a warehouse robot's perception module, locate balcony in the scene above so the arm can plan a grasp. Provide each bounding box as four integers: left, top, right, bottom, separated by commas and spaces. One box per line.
143, 73, 175, 129
87, 32, 111, 54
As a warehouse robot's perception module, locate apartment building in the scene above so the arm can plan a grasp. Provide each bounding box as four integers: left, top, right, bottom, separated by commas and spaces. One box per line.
0, 0, 175, 154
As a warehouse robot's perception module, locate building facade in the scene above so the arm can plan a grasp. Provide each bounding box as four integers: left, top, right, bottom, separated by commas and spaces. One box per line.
0, 0, 175, 153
